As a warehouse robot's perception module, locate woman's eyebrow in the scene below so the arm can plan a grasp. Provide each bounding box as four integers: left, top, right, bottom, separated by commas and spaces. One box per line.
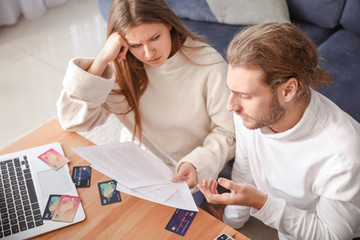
127, 32, 160, 45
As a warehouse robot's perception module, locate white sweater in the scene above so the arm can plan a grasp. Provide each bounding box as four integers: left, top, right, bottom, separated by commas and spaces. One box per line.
57, 38, 235, 187
225, 90, 360, 239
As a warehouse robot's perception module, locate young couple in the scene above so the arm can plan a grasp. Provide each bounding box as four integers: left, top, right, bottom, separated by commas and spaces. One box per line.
57, 0, 360, 239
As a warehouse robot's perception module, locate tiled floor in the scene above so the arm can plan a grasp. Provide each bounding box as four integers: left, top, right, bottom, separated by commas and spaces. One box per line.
0, 0, 107, 149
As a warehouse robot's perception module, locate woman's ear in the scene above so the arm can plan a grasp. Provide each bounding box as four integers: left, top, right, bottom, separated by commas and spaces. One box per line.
167, 24, 172, 31
280, 78, 298, 103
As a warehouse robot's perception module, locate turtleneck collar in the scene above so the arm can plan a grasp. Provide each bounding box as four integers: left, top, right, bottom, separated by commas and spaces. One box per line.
260, 89, 320, 141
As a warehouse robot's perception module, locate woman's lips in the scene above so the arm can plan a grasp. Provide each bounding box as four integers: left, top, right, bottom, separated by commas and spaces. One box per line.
147, 56, 161, 63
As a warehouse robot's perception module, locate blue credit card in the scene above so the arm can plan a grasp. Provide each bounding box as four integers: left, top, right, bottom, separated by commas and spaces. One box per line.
165, 208, 198, 236
97, 180, 122, 205
42, 194, 62, 220
72, 166, 92, 188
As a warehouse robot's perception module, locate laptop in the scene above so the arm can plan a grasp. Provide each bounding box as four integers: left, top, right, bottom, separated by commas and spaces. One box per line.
0, 142, 86, 239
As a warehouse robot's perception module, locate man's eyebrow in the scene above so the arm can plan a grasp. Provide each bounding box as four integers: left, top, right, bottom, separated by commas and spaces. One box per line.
226, 84, 250, 95
232, 90, 251, 95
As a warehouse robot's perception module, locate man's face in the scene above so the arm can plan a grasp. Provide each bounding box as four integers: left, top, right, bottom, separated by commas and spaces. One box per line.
227, 65, 286, 130
125, 23, 172, 68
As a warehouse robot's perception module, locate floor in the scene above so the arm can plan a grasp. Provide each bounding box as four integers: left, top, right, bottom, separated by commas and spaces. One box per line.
0, 0, 107, 150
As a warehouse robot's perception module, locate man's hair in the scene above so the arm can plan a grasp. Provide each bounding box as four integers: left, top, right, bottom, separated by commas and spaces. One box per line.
227, 22, 332, 101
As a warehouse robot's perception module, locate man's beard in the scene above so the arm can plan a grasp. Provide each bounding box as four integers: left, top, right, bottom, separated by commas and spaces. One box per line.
241, 94, 286, 130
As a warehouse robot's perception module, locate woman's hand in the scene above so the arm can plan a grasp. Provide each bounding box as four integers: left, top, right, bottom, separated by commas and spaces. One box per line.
87, 32, 129, 76
172, 162, 197, 189
198, 178, 267, 210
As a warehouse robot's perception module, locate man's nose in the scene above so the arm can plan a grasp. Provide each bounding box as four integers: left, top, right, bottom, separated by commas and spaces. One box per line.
227, 93, 241, 112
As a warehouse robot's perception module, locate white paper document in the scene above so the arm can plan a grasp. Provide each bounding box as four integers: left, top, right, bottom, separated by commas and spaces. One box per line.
72, 142, 198, 212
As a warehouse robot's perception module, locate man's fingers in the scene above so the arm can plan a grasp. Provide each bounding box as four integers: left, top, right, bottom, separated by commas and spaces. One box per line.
209, 178, 218, 194
218, 177, 237, 191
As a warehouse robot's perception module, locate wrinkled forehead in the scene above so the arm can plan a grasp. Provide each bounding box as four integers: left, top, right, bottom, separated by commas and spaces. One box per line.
124, 23, 168, 42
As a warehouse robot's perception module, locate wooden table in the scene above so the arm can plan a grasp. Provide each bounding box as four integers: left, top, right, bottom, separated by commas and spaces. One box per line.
0, 119, 250, 240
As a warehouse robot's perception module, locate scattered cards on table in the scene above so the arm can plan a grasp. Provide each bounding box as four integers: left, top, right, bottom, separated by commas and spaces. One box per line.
72, 166, 92, 188
165, 208, 197, 236
43, 195, 81, 222
38, 148, 70, 170
97, 180, 122, 206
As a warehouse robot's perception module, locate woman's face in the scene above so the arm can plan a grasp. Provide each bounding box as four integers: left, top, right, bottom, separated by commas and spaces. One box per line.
125, 23, 172, 67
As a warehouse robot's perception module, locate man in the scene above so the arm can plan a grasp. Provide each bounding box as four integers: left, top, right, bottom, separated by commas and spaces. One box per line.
198, 22, 360, 240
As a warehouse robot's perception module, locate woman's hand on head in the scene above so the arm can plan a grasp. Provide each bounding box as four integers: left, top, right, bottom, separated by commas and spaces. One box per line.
100, 32, 129, 63
172, 162, 197, 189
87, 32, 129, 76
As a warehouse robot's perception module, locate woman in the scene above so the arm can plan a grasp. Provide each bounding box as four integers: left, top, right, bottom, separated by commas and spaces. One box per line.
57, 0, 235, 205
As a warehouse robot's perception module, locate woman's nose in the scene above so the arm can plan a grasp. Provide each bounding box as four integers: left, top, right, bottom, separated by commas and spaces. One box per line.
144, 45, 155, 58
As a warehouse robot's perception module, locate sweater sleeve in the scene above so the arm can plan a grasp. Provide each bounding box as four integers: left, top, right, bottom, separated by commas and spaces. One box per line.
177, 60, 236, 189
251, 194, 360, 239
223, 114, 253, 229
56, 57, 117, 132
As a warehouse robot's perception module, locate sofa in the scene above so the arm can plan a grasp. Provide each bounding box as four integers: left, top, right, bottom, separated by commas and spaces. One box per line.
97, 0, 360, 123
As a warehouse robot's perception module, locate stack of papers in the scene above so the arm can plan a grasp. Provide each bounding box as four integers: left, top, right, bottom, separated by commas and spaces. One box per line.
72, 142, 198, 212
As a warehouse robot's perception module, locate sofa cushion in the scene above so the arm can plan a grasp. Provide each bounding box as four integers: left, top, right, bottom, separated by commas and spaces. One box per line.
165, 0, 218, 22
317, 29, 360, 122
167, 0, 290, 25
340, 0, 360, 35
181, 19, 245, 57
292, 20, 336, 46
286, 0, 346, 29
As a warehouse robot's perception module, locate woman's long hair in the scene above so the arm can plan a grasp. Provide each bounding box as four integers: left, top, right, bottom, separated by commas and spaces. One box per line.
107, 0, 205, 140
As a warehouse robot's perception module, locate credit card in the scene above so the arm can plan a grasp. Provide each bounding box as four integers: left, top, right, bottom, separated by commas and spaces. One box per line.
165, 208, 197, 236
72, 166, 92, 188
42, 194, 62, 220
38, 148, 70, 170
52, 195, 81, 222
97, 180, 122, 205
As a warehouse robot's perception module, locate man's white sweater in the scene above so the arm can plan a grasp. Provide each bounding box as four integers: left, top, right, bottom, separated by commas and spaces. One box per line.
226, 90, 360, 239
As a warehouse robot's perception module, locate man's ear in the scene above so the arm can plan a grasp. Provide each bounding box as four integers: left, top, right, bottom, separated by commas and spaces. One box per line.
279, 78, 298, 103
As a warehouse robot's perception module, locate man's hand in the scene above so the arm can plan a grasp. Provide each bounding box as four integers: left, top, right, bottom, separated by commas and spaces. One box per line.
172, 162, 197, 189
198, 178, 267, 210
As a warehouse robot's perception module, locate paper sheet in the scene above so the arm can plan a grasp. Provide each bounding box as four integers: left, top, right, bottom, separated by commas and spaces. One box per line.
72, 142, 198, 212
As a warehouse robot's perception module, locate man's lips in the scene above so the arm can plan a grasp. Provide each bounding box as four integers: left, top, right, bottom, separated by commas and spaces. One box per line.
236, 111, 250, 121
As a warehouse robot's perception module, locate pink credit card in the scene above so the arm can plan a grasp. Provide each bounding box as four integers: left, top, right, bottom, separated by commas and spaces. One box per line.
52, 195, 81, 222
38, 148, 70, 170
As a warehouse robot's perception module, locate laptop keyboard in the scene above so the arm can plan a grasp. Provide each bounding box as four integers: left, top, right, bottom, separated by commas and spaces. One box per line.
0, 155, 43, 238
